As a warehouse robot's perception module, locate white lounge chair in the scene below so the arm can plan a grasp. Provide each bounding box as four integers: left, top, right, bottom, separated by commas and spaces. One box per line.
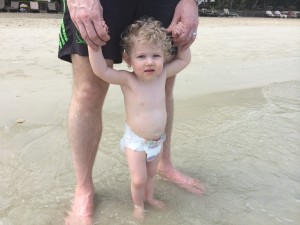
0, 0, 6, 12
47, 2, 57, 13
7, 1, 19, 12
265, 10, 275, 17
222, 8, 239, 17
274, 11, 287, 18
287, 10, 298, 18
30, 1, 40, 13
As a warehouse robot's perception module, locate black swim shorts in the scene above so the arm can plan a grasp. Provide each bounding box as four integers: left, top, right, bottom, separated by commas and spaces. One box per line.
58, 0, 179, 63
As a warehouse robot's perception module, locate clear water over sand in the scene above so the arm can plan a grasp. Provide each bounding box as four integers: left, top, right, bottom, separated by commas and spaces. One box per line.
0, 15, 299, 224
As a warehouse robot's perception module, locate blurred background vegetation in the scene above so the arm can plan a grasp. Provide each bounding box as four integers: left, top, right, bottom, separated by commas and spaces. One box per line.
201, 0, 299, 10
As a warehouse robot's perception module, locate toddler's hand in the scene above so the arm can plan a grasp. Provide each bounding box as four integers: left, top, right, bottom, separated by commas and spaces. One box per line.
172, 22, 185, 38
102, 21, 109, 34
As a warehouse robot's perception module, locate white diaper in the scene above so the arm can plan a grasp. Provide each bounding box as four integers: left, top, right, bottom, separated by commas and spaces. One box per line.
120, 124, 166, 161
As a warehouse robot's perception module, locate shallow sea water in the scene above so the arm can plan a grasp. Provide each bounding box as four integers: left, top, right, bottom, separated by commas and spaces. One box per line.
1, 80, 299, 225
1, 15, 300, 225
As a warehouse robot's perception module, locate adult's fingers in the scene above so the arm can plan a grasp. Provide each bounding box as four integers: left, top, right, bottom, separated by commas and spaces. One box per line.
166, 13, 180, 34
93, 20, 110, 43
181, 29, 197, 50
77, 20, 109, 50
67, 0, 108, 49
173, 28, 196, 50
76, 21, 98, 49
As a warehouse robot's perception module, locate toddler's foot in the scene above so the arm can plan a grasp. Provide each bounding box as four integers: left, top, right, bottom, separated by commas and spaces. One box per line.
147, 198, 165, 209
133, 205, 145, 220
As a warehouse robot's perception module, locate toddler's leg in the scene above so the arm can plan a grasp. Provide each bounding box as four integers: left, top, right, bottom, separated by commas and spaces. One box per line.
125, 148, 147, 219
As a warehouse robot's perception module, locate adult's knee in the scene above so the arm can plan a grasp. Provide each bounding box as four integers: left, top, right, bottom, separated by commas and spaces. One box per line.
73, 81, 109, 112
71, 55, 109, 110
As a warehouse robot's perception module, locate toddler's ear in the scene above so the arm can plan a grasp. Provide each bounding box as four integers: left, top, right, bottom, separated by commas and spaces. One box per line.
123, 52, 131, 67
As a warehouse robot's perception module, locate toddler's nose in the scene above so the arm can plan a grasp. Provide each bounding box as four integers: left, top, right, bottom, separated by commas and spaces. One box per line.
146, 57, 154, 65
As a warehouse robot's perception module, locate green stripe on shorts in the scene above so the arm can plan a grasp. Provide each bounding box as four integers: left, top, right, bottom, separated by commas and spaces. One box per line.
58, 0, 67, 49
76, 31, 86, 44
59, 19, 68, 49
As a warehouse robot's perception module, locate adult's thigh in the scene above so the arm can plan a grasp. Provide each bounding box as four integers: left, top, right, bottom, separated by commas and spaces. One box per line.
71, 55, 110, 107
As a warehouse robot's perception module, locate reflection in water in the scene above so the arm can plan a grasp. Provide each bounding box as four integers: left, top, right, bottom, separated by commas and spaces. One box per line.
0, 81, 299, 225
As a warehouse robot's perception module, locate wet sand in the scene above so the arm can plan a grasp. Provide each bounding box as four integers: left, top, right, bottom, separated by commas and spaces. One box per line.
0, 13, 300, 225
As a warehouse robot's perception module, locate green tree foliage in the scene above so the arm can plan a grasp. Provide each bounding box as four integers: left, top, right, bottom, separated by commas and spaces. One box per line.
203, 0, 299, 10
6, 0, 62, 3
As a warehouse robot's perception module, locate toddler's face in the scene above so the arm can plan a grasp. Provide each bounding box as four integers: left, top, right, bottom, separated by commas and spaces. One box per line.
129, 41, 165, 82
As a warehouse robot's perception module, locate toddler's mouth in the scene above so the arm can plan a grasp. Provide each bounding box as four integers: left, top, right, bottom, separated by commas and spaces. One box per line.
145, 69, 154, 72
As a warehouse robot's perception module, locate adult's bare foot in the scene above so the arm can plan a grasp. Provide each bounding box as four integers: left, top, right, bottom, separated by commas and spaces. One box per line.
65, 187, 94, 225
69, 186, 95, 217
158, 165, 205, 195
146, 198, 166, 209
65, 211, 92, 225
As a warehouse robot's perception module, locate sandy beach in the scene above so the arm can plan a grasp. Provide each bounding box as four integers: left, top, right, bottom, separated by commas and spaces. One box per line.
0, 13, 300, 225
0, 14, 299, 126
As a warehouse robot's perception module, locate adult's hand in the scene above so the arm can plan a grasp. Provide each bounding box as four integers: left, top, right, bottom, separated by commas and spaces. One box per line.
167, 0, 199, 50
67, 0, 110, 49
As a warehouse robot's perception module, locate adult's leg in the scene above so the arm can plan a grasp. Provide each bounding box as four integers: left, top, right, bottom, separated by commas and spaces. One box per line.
67, 55, 113, 216
157, 76, 204, 195
145, 153, 165, 209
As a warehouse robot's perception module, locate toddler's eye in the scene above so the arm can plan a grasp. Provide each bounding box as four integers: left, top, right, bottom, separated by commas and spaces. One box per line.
137, 55, 145, 59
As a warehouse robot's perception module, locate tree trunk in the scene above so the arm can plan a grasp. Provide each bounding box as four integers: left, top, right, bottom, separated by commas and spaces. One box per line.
229, 0, 234, 9
238, 0, 247, 10
252, 0, 260, 9
219, 0, 224, 10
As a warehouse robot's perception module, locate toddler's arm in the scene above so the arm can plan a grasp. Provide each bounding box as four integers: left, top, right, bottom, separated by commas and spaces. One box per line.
88, 22, 128, 85
165, 22, 191, 77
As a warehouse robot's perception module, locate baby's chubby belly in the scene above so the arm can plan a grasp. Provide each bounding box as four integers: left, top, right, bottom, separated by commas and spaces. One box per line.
126, 109, 167, 141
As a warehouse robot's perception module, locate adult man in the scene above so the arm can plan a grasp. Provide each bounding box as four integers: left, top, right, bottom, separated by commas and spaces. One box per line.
58, 0, 204, 218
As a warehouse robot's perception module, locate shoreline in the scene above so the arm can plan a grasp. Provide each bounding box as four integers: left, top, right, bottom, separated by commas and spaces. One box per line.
0, 12, 299, 225
1, 12, 300, 24
0, 14, 299, 127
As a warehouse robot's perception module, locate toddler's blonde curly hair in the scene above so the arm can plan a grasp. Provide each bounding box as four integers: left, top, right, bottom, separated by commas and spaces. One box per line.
121, 17, 172, 60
